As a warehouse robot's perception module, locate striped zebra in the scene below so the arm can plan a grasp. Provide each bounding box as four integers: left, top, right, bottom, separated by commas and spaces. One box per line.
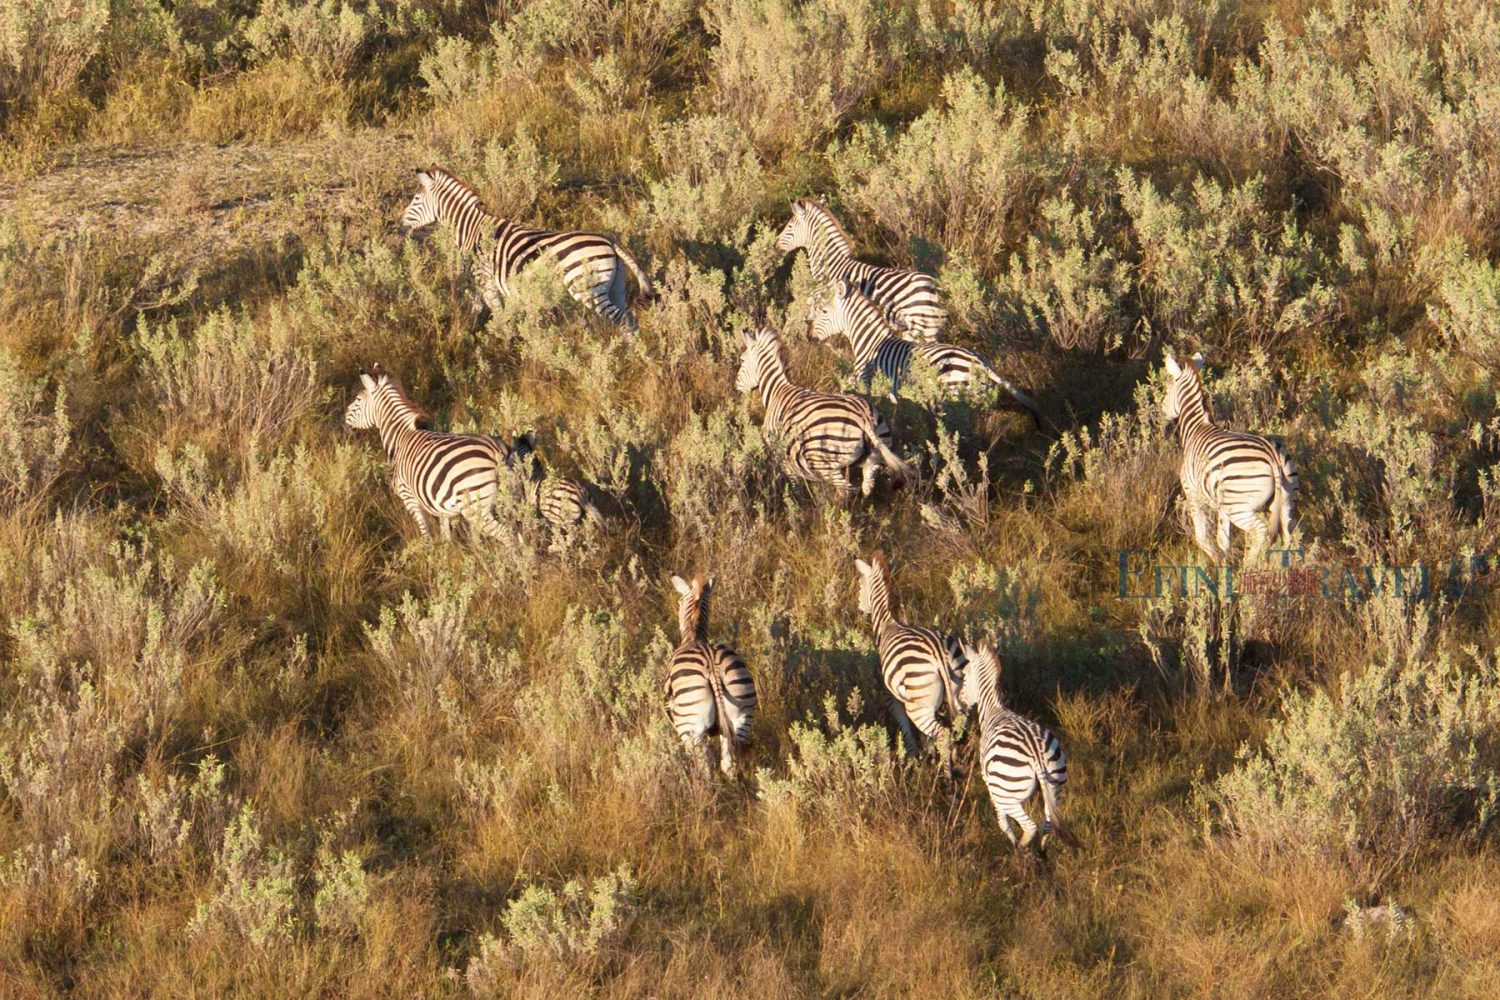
1163, 353, 1298, 564
401, 166, 655, 331
811, 279, 1043, 428
854, 552, 967, 773
664, 575, 757, 776
735, 327, 909, 499
510, 432, 604, 533
957, 640, 1078, 852
344, 364, 512, 542
776, 198, 946, 341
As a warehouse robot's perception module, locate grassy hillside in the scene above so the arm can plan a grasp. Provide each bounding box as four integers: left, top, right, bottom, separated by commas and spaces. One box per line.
2, 0, 1498, 996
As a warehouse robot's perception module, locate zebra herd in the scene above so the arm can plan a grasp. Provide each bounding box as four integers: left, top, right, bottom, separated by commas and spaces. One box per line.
342, 164, 1303, 853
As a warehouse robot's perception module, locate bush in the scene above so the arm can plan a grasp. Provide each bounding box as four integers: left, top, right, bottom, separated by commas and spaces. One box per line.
834, 67, 1036, 265
1118, 170, 1338, 354
0, 0, 110, 113
1213, 597, 1500, 863
464, 864, 637, 989
706, 0, 913, 156
0, 350, 70, 509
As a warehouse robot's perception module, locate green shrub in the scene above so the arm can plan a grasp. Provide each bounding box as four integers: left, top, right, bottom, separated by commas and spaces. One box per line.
834, 67, 1036, 265
705, 0, 913, 155
1213, 598, 1500, 862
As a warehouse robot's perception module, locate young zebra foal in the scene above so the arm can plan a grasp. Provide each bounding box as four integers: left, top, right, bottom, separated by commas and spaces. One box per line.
777, 199, 947, 341
811, 279, 1043, 428
1163, 353, 1298, 564
957, 641, 1077, 853
854, 552, 966, 774
509, 433, 604, 535
663, 575, 757, 776
344, 365, 511, 542
735, 327, 909, 500
401, 166, 654, 331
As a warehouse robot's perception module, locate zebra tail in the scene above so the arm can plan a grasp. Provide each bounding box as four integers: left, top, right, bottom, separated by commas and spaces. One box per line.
706, 668, 740, 755
1268, 465, 1295, 546
861, 424, 911, 488
615, 246, 657, 300
982, 367, 1045, 431
1039, 775, 1081, 850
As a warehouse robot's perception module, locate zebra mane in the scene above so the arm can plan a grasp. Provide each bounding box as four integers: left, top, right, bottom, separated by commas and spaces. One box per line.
371, 368, 434, 428
799, 200, 855, 253
425, 166, 495, 217
871, 550, 897, 612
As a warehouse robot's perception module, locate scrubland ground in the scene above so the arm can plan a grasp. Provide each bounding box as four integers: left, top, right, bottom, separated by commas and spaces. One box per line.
1, 1, 1499, 996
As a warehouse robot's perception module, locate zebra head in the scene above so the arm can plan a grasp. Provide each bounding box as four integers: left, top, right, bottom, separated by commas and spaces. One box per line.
807, 279, 857, 342
775, 201, 809, 253
509, 432, 548, 486
957, 640, 1002, 716
401, 168, 441, 231
853, 551, 893, 617
344, 367, 387, 430
734, 328, 783, 393
1161, 351, 1206, 422
670, 574, 714, 641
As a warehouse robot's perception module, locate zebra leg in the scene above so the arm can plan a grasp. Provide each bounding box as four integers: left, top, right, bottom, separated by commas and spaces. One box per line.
1187, 500, 1216, 561
989, 795, 1020, 848
719, 733, 735, 777
397, 486, 431, 538
439, 517, 455, 543
608, 262, 638, 332
1216, 508, 1233, 559
888, 699, 922, 757
1230, 508, 1271, 564
1003, 800, 1039, 849
860, 454, 883, 497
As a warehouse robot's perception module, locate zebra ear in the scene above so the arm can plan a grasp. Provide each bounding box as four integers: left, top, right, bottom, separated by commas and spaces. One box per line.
416, 168, 434, 190
360, 373, 377, 392
854, 558, 872, 577
703, 576, 715, 595
1190, 351, 1205, 370
671, 575, 692, 596
1164, 355, 1182, 378
836, 279, 853, 298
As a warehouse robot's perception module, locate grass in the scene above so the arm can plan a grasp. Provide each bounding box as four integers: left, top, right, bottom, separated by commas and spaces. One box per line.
1, 0, 1498, 996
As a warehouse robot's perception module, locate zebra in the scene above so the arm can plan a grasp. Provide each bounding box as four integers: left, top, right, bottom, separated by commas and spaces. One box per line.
956, 640, 1078, 853
1163, 352, 1298, 564
854, 552, 967, 773
664, 574, 757, 776
401, 166, 655, 331
735, 327, 910, 499
509, 432, 604, 533
776, 198, 946, 341
810, 279, 1043, 428
344, 364, 513, 542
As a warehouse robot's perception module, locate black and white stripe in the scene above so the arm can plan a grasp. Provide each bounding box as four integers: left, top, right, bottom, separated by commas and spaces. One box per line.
811, 280, 1042, 427
402, 166, 654, 331
1163, 353, 1298, 563
776, 199, 946, 341
854, 552, 966, 773
735, 328, 909, 499
510, 432, 603, 533
957, 641, 1076, 852
344, 365, 512, 542
664, 575, 757, 776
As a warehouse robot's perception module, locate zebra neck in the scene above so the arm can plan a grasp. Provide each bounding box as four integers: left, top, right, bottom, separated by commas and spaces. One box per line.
679, 604, 708, 643
867, 594, 896, 637
376, 419, 419, 460
454, 209, 502, 254
757, 366, 793, 408
1174, 381, 1215, 442
807, 238, 852, 279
